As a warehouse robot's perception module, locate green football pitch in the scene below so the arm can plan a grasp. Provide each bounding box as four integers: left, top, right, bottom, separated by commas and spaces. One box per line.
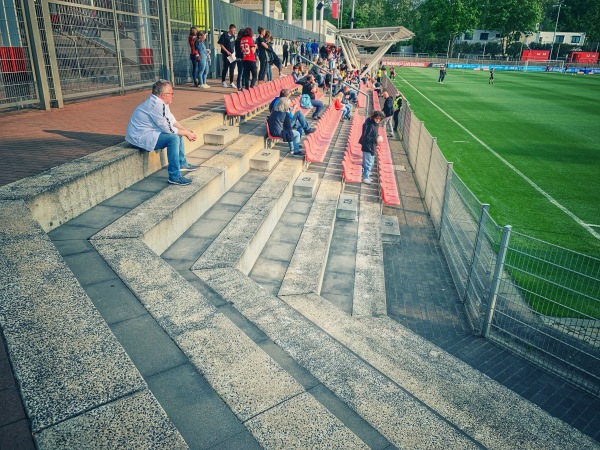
392, 67, 600, 260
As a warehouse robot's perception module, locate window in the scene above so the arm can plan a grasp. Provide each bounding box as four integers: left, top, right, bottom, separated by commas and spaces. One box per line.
571, 36, 581, 44
495, 34, 501, 38
480, 33, 489, 41
464, 32, 472, 41
555, 35, 564, 43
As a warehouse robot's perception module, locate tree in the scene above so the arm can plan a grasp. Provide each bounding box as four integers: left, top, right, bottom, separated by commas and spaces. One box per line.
481, 0, 543, 52
420, 0, 481, 56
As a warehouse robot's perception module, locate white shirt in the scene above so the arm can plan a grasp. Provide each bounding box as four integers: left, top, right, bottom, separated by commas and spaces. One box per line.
125, 94, 178, 151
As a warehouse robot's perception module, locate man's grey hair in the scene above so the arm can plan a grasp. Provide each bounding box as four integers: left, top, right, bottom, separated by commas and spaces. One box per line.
152, 79, 172, 96
275, 97, 291, 112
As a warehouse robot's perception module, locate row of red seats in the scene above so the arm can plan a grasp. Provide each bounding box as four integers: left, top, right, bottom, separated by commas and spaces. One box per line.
304, 104, 344, 163
341, 114, 366, 183
357, 83, 367, 108
224, 76, 298, 120
372, 91, 400, 205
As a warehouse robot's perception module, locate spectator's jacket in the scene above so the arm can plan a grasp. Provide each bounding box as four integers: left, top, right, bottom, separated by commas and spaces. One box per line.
126, 94, 177, 152
311, 42, 319, 54
189, 36, 197, 56
302, 81, 317, 100
218, 31, 235, 56
359, 117, 379, 155
194, 40, 207, 63
267, 111, 294, 142
383, 96, 394, 117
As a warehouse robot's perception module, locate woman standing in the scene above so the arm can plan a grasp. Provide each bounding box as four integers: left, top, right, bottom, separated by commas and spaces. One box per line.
359, 110, 384, 184
240, 28, 257, 89
234, 28, 245, 90
195, 31, 210, 89
264, 30, 273, 82
189, 27, 199, 86
256, 27, 269, 83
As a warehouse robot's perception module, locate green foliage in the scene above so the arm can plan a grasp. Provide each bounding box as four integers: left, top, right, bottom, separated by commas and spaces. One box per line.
481, 0, 543, 43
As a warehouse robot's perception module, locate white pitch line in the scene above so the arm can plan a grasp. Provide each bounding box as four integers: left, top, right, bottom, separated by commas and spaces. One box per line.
400, 76, 600, 241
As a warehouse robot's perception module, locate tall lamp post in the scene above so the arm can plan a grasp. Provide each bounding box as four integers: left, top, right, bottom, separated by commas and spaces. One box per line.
550, 0, 565, 61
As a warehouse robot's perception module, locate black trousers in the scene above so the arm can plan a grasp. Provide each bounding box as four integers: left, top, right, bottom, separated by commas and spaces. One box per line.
282, 51, 289, 66
258, 57, 268, 82
242, 60, 257, 89
221, 54, 235, 83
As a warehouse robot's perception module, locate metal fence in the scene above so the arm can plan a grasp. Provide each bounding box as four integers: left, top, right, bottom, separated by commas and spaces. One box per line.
397, 97, 600, 396
1, 0, 321, 110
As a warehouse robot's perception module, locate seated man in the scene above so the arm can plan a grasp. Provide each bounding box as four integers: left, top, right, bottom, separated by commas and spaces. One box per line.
269, 89, 316, 136
126, 80, 198, 185
309, 59, 325, 87
302, 75, 324, 120
342, 85, 358, 104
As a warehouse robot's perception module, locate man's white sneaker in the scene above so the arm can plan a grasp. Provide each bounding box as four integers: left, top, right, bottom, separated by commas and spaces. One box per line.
202, 84, 211, 88
229, 83, 237, 88
362, 178, 373, 185
222, 82, 229, 87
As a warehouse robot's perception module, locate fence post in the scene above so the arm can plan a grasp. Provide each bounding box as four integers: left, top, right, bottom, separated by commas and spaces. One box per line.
482, 225, 512, 337
23, 0, 51, 110
438, 162, 453, 240
464, 203, 490, 304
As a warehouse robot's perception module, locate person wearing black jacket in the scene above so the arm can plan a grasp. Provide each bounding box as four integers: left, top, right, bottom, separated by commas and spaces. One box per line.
218, 24, 237, 88
282, 41, 289, 67
359, 110, 384, 184
234, 28, 245, 90
381, 90, 395, 137
267, 97, 305, 156
301, 75, 324, 119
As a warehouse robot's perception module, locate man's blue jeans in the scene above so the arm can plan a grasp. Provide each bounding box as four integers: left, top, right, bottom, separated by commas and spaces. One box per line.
155, 132, 187, 180
311, 99, 324, 118
362, 151, 374, 180
292, 111, 310, 135
190, 55, 199, 85
288, 130, 301, 153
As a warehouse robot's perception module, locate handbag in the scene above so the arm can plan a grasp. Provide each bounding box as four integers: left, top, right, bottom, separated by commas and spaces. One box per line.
300, 94, 312, 109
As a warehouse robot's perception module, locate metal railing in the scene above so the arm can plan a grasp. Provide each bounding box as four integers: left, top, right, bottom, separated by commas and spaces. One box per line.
396, 90, 600, 396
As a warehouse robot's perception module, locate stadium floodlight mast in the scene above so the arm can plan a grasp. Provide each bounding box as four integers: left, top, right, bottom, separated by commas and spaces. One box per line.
550, 0, 566, 61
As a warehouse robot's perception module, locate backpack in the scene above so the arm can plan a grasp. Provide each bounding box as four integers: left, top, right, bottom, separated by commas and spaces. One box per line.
300, 94, 312, 109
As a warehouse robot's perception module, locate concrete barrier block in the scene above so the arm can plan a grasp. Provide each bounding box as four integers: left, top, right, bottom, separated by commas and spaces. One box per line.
294, 173, 319, 197
337, 193, 358, 221
204, 126, 239, 146
250, 149, 280, 171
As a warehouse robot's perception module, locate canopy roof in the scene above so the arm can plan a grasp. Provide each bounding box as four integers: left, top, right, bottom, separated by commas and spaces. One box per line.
336, 26, 414, 47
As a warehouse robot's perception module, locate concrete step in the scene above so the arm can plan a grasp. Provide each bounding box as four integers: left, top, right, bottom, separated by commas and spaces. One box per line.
250, 148, 280, 171
192, 156, 303, 275
204, 125, 239, 146
337, 192, 358, 220
293, 172, 319, 197
0, 111, 223, 232
92, 133, 265, 255
0, 201, 187, 448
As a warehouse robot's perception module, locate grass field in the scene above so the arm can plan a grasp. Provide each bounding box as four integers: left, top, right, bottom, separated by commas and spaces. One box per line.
392, 68, 600, 260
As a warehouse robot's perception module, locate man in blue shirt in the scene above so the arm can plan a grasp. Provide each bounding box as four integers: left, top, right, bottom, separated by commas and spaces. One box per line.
126, 80, 198, 185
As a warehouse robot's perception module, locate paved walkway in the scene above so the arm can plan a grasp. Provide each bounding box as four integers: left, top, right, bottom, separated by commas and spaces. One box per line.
1, 76, 599, 447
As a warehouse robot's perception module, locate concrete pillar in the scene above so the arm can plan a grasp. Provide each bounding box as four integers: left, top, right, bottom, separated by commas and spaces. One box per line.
302, 0, 307, 29
312, 1, 317, 33
263, 0, 270, 18
319, 7, 324, 37
287, 0, 293, 24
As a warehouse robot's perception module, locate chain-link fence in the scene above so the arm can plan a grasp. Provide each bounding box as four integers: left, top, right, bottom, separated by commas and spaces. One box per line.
397, 97, 600, 396
1, 0, 319, 110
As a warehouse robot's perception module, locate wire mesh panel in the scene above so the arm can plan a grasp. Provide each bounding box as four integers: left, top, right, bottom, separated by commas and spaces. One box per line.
170, 20, 191, 85
413, 125, 432, 196
488, 233, 600, 395
0, 0, 38, 108
423, 140, 448, 232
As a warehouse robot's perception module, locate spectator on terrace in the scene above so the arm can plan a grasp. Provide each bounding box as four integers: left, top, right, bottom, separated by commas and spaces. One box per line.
267, 96, 305, 156
218, 23, 237, 88
126, 80, 198, 186
269, 88, 316, 136
240, 27, 257, 89
359, 110, 384, 185
189, 27, 199, 87
302, 74, 324, 120
381, 90, 395, 137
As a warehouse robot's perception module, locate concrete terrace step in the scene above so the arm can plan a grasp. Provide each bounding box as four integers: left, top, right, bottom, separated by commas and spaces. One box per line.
192, 156, 303, 274
282, 294, 600, 449
91, 238, 367, 449
197, 267, 481, 449
0, 111, 223, 232
0, 200, 187, 447
92, 134, 265, 255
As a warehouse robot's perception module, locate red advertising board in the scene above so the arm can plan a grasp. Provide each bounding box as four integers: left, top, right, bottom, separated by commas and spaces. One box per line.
568, 52, 599, 64
521, 50, 549, 61
381, 60, 430, 67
